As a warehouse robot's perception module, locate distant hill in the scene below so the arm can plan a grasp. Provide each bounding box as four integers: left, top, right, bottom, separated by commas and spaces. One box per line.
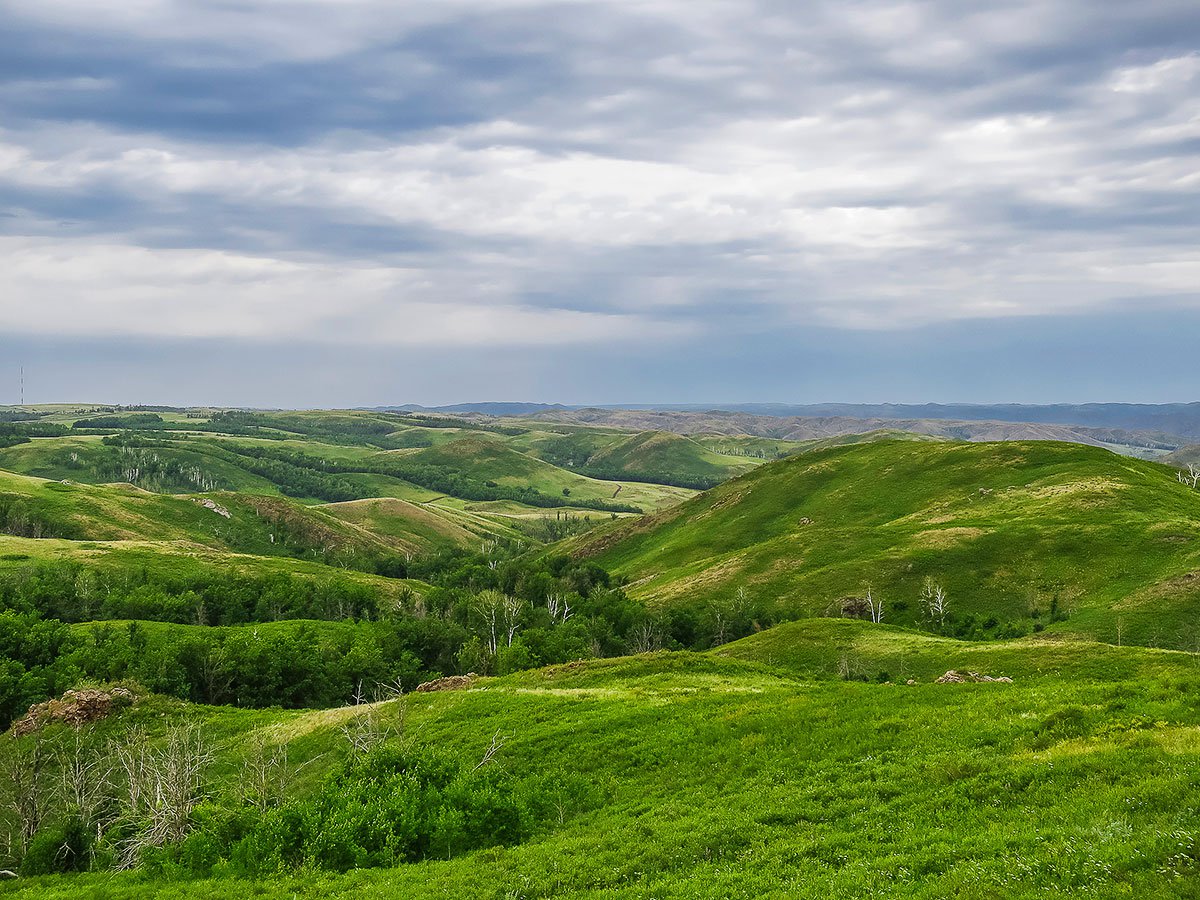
376, 401, 1200, 440
520, 407, 1180, 456
373, 402, 571, 416
572, 439, 1200, 649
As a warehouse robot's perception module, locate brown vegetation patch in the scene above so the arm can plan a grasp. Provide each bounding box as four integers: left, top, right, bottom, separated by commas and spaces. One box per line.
10, 688, 135, 735
934, 670, 1013, 684
414, 674, 478, 693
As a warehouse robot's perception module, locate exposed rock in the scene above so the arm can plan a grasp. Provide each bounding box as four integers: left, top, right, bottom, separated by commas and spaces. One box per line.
10, 688, 135, 736
935, 670, 1013, 684
414, 674, 477, 693
193, 497, 231, 518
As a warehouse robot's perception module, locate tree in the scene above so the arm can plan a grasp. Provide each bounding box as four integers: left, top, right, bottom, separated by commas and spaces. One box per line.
920, 579, 949, 628
1178, 463, 1200, 489
865, 586, 885, 624
114, 724, 212, 868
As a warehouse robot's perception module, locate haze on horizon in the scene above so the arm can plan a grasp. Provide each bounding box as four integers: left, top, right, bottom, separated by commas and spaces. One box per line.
2, 0, 1199, 407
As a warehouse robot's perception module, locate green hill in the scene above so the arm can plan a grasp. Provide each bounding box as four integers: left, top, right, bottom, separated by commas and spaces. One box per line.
518, 429, 762, 488
575, 440, 1200, 649
6, 633, 1200, 898
401, 437, 694, 510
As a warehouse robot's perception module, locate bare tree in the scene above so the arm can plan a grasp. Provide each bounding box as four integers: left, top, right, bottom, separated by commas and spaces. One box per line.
340, 684, 389, 758
865, 586, 885, 624
1179, 464, 1200, 489
628, 620, 662, 654
920, 579, 950, 627
240, 735, 291, 814
502, 594, 526, 648
472, 729, 506, 772
0, 733, 51, 855
472, 590, 503, 655
56, 731, 117, 844
546, 593, 573, 624
114, 724, 212, 868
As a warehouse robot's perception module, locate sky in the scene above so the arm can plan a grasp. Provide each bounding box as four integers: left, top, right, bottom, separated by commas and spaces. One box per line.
1, 0, 1199, 407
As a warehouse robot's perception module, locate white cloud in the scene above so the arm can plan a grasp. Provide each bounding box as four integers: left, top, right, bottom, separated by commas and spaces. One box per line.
0, 236, 686, 345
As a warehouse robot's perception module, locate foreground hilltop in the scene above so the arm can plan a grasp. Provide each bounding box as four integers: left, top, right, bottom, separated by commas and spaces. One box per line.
574, 440, 1200, 649
4, 626, 1200, 898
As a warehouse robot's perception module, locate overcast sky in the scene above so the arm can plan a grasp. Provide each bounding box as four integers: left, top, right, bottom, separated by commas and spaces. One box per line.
2, 0, 1199, 406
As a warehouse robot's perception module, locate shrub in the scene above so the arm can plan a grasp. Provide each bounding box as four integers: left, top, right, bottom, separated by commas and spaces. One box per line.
227, 743, 532, 875
21, 817, 91, 875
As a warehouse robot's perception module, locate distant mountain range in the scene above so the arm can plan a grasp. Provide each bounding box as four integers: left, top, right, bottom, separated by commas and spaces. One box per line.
374, 402, 1200, 446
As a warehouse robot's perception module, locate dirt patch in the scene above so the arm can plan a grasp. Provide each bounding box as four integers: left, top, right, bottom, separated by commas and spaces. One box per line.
415, 674, 478, 693
10, 688, 135, 735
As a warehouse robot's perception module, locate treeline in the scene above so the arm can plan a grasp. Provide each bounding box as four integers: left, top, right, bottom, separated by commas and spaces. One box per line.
0, 549, 774, 728
0, 421, 70, 448
0, 564, 386, 627
0, 492, 80, 540
205, 441, 642, 512
73, 414, 165, 430
568, 465, 722, 490
534, 437, 726, 490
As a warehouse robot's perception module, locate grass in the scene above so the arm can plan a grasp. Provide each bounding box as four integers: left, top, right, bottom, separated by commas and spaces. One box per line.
403, 436, 695, 510
6, 629, 1200, 898
575, 440, 1200, 649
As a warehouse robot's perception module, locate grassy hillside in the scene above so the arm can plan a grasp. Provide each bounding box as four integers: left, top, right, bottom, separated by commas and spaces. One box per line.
575, 440, 1200, 649
0, 466, 405, 561
6, 632, 1200, 898
516, 429, 762, 488
320, 498, 488, 552
400, 437, 694, 510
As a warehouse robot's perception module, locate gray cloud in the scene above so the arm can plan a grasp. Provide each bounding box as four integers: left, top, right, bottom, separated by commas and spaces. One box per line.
0, 0, 1198, 401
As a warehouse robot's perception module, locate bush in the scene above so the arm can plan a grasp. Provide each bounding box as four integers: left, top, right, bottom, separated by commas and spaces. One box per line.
21, 817, 91, 875
227, 744, 532, 874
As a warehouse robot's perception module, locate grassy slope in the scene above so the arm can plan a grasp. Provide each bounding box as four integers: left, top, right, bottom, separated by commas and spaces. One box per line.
320, 498, 484, 552
0, 535, 426, 603
0, 467, 396, 558
515, 429, 762, 480
7, 632, 1200, 898
576, 440, 1200, 649
401, 437, 695, 510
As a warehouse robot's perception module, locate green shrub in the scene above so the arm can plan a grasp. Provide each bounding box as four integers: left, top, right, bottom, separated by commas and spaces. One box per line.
227, 743, 532, 875
21, 817, 90, 875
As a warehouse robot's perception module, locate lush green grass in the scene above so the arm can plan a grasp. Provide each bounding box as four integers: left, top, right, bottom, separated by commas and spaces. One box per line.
0, 534, 424, 604
576, 440, 1200, 649
6, 631, 1200, 898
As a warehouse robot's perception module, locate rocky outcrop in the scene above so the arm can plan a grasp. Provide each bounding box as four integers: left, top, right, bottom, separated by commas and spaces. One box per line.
10, 688, 135, 736
934, 670, 1013, 684
414, 674, 477, 693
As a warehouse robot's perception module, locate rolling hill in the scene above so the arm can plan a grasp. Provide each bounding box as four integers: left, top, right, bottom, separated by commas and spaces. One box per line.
521, 407, 1181, 456
574, 439, 1200, 649
6, 629, 1200, 898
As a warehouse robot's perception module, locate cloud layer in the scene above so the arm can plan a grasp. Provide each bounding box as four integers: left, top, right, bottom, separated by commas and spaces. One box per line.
1, 0, 1199, 400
